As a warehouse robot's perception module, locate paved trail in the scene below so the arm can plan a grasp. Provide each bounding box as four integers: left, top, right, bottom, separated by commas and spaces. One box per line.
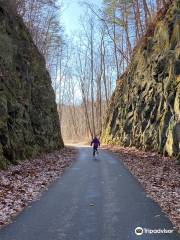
0, 147, 179, 240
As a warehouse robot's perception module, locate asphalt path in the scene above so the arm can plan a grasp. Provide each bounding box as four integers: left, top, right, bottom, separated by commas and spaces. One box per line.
0, 146, 179, 240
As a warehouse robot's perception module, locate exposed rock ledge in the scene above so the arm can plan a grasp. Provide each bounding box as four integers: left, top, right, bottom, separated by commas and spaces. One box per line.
102, 0, 180, 160
0, 2, 63, 168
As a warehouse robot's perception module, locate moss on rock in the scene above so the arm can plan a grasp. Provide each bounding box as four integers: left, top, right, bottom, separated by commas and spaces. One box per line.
0, 2, 63, 169
102, 0, 180, 159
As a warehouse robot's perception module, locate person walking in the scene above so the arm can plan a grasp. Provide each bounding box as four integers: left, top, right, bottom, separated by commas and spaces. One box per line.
91, 136, 100, 157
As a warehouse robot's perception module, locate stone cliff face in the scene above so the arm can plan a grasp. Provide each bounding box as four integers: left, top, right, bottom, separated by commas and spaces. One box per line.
102, 1, 180, 159
0, 2, 63, 168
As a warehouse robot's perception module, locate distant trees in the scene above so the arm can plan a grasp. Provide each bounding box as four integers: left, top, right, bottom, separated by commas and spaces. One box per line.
59, 0, 172, 143
99, 0, 171, 75
7, 0, 172, 142
59, 8, 116, 142
11, 0, 64, 91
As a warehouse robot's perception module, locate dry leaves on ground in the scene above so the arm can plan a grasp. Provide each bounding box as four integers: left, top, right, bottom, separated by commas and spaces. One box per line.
0, 147, 77, 228
104, 145, 180, 232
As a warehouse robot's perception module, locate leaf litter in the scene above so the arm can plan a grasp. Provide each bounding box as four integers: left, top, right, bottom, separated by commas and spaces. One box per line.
104, 145, 180, 232
0, 147, 77, 228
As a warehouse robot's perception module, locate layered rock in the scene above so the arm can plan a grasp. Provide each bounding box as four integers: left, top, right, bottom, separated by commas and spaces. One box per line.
0, 2, 63, 168
102, 1, 180, 159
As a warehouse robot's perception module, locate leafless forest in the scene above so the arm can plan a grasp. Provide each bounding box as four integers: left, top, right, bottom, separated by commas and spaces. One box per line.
10, 0, 171, 142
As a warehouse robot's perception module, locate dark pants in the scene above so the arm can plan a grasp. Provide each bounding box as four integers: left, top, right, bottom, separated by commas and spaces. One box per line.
93, 146, 98, 156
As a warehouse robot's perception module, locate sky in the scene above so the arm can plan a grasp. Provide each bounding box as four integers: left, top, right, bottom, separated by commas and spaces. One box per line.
62, 0, 102, 35
59, 0, 103, 104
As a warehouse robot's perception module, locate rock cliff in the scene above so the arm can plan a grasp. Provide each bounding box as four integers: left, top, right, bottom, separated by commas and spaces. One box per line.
102, 0, 180, 159
0, 2, 63, 168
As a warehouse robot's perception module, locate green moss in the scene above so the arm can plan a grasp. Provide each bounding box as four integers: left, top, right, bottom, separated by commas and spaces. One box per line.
0, 3, 63, 169
174, 81, 180, 120
170, 21, 180, 49
102, 3, 179, 158
153, 21, 170, 53
0, 145, 8, 169
0, 34, 15, 66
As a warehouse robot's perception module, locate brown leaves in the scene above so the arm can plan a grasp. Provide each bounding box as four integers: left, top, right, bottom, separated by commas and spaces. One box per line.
104, 145, 180, 232
0, 147, 77, 228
